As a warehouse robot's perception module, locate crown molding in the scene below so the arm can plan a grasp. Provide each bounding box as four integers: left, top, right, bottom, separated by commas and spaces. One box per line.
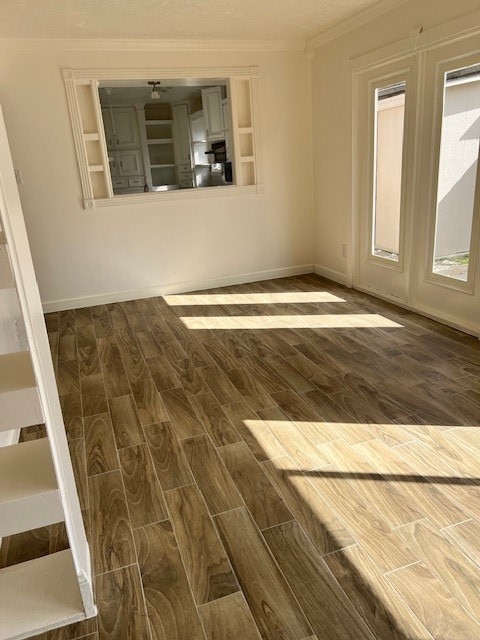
306, 0, 412, 53
351, 9, 480, 71
0, 37, 305, 53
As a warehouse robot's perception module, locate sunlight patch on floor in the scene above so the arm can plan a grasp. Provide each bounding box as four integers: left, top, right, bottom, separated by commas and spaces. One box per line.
163, 291, 346, 305
181, 314, 403, 330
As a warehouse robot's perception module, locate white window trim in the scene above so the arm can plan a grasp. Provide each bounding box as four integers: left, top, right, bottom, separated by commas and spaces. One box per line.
351, 11, 480, 298
62, 66, 263, 209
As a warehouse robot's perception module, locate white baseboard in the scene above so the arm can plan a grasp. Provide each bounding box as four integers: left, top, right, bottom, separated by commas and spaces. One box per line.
42, 264, 315, 312
354, 282, 480, 338
313, 264, 351, 287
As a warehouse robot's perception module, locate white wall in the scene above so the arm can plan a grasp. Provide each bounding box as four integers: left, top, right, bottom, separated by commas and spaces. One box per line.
311, 0, 480, 280
0, 46, 313, 308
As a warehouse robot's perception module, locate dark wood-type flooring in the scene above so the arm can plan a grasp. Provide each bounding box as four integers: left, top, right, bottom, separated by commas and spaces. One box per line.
1, 274, 479, 640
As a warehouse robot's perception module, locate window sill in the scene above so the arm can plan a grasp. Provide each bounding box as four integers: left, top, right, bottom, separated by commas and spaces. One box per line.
84, 183, 263, 209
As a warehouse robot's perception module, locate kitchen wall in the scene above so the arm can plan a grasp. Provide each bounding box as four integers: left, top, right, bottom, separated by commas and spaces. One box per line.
0, 46, 313, 309
311, 0, 480, 284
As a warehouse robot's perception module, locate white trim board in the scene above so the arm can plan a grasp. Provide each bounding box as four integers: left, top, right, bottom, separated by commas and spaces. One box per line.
313, 264, 351, 287
353, 283, 480, 338
306, 0, 412, 53
42, 264, 315, 312
351, 9, 480, 71
0, 38, 305, 52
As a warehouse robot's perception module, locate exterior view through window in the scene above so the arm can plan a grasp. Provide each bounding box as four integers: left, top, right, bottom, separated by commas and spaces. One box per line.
372, 81, 406, 262
432, 63, 480, 282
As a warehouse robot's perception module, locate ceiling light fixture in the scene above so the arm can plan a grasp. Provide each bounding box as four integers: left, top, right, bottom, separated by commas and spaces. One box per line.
148, 81, 161, 100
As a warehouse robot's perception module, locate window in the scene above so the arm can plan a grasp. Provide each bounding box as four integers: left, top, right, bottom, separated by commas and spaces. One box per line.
371, 81, 406, 262
431, 63, 480, 282
62, 67, 261, 208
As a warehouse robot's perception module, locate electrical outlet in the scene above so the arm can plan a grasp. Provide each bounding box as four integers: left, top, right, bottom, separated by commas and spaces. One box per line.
14, 169, 23, 185
341, 244, 347, 258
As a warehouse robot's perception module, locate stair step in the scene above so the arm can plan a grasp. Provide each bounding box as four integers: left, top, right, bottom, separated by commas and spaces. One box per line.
0, 351, 43, 431
0, 438, 64, 537
0, 245, 14, 289
0, 549, 87, 640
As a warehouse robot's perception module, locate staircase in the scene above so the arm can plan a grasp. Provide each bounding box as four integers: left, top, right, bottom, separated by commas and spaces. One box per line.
0, 105, 96, 640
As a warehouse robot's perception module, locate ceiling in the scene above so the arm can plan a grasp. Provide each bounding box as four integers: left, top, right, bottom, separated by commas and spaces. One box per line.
98, 85, 212, 106
0, 0, 387, 41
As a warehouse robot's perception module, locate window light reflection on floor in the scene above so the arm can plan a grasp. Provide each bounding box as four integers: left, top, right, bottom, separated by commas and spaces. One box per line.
180, 314, 403, 330
163, 291, 346, 305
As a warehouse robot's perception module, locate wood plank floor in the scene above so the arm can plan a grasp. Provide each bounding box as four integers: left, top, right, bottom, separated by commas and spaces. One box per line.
2, 274, 480, 640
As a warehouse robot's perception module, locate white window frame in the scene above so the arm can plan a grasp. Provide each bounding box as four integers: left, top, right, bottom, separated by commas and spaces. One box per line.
62, 67, 263, 209
423, 52, 480, 294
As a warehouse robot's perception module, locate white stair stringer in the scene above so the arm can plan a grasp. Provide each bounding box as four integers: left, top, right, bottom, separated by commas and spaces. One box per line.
0, 102, 97, 638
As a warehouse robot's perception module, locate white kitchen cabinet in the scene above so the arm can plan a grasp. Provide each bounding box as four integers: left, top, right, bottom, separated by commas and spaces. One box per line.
117, 149, 143, 176
102, 107, 139, 150
201, 86, 225, 141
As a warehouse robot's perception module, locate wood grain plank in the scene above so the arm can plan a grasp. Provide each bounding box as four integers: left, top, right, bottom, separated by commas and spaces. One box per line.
89, 470, 136, 574
145, 421, 193, 491
109, 394, 145, 449
59, 392, 83, 440
130, 376, 169, 427
387, 561, 480, 640
146, 354, 180, 392
219, 442, 293, 530
161, 388, 204, 440
97, 336, 130, 398
395, 518, 480, 619
200, 365, 244, 405
318, 439, 423, 528
264, 521, 375, 640
96, 565, 150, 640
214, 507, 313, 640
300, 463, 417, 573
92, 304, 113, 338
443, 520, 480, 568
118, 443, 167, 528
189, 392, 241, 447
77, 324, 101, 376
257, 405, 330, 470
222, 401, 286, 462
165, 484, 239, 604
68, 438, 88, 511
224, 366, 277, 411
56, 360, 80, 396
168, 357, 209, 396
353, 438, 468, 528
84, 413, 119, 476
134, 521, 205, 640
182, 435, 244, 515
325, 545, 433, 640
262, 456, 355, 555
80, 373, 108, 417
198, 592, 262, 640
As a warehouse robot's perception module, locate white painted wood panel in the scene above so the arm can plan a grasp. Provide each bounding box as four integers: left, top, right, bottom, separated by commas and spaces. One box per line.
0, 438, 63, 537
0, 351, 43, 431
0, 550, 86, 640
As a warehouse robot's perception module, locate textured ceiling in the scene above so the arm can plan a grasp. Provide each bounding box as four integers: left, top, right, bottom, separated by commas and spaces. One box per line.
0, 0, 383, 40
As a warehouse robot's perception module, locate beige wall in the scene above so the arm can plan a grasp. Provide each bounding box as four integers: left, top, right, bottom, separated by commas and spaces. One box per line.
0, 46, 313, 307
311, 0, 480, 280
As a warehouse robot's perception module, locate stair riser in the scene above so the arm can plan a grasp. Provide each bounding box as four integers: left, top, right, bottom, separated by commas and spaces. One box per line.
0, 387, 43, 432
0, 490, 64, 538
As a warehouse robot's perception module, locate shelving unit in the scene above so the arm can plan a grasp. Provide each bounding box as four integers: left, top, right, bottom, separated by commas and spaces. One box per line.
0, 104, 95, 639
146, 119, 177, 187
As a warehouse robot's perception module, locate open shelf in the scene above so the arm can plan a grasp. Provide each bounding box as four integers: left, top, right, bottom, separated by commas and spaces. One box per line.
88, 165, 103, 173
145, 119, 173, 125
0, 550, 86, 640
0, 352, 43, 432
150, 163, 176, 169
147, 138, 174, 145
83, 133, 99, 141
0, 438, 63, 537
